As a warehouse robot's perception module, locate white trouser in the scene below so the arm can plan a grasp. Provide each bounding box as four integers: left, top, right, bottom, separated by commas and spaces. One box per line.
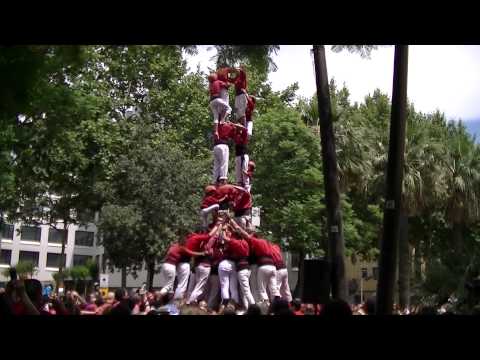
235, 93, 247, 120
206, 274, 220, 310
245, 184, 251, 193
213, 144, 229, 183
257, 264, 279, 302
247, 120, 253, 137
159, 263, 176, 295
200, 204, 220, 228
276, 268, 292, 302
210, 98, 231, 124
220, 88, 229, 104
185, 271, 196, 300
218, 260, 239, 303
173, 262, 191, 300
187, 265, 211, 304
235, 154, 250, 188
238, 268, 255, 309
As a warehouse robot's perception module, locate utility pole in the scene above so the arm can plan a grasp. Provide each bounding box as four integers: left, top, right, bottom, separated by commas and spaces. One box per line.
376, 45, 409, 314
312, 45, 347, 301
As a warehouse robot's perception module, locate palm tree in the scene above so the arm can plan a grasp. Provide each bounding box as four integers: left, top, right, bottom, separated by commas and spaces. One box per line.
396, 109, 445, 310
376, 45, 409, 314
312, 45, 378, 301
443, 125, 480, 264
212, 45, 280, 76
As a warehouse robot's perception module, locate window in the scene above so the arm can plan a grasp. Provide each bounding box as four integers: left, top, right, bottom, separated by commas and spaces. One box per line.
1, 224, 14, 240
0, 249, 12, 265
73, 254, 91, 267
75, 231, 94, 247
46, 253, 66, 268
20, 226, 41, 242
48, 228, 67, 244
18, 251, 39, 267
372, 267, 379, 280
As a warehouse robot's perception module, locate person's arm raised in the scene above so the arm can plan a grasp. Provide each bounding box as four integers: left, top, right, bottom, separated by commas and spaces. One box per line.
15, 279, 40, 315
229, 219, 250, 240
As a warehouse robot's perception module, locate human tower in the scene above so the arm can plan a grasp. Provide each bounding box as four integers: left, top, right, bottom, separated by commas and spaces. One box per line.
157, 66, 292, 313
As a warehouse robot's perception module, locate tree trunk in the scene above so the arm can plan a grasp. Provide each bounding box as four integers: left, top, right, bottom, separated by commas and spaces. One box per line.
376, 45, 409, 315
293, 250, 306, 299
146, 261, 155, 290
121, 266, 127, 289
312, 45, 347, 301
398, 212, 411, 311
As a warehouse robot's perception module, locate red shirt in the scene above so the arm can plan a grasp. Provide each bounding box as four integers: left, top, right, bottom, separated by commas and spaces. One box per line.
164, 243, 190, 265
233, 126, 248, 146
215, 122, 235, 144
185, 233, 210, 252
233, 189, 252, 211
209, 79, 230, 98
216, 184, 251, 210
246, 96, 255, 121
217, 67, 232, 82
270, 243, 286, 269
231, 69, 247, 94
225, 238, 250, 260
201, 194, 220, 209
216, 184, 239, 202
247, 236, 273, 259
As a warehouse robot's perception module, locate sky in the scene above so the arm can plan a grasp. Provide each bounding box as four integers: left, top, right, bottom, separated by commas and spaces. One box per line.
186, 45, 480, 122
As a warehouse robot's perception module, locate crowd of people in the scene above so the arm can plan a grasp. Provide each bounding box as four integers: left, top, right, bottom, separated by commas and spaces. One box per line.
1, 280, 459, 316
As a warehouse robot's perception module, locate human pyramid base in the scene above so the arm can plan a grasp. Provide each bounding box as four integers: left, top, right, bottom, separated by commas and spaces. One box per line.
157, 65, 292, 314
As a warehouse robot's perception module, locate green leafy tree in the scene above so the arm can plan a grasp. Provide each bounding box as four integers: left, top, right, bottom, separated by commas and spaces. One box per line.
97, 121, 206, 288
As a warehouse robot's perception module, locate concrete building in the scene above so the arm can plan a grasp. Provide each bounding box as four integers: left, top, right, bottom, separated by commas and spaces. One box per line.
0, 222, 100, 286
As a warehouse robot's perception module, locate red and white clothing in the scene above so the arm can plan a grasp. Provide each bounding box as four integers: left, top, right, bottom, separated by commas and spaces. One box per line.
245, 95, 256, 137
218, 258, 239, 304
246, 236, 280, 302
209, 79, 231, 124
206, 246, 224, 310
226, 238, 255, 309
230, 68, 248, 121
245, 161, 255, 193
160, 244, 188, 295
270, 243, 292, 302
184, 233, 212, 304
217, 67, 233, 103
213, 122, 235, 183
216, 184, 252, 212
200, 192, 221, 228
233, 125, 250, 190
